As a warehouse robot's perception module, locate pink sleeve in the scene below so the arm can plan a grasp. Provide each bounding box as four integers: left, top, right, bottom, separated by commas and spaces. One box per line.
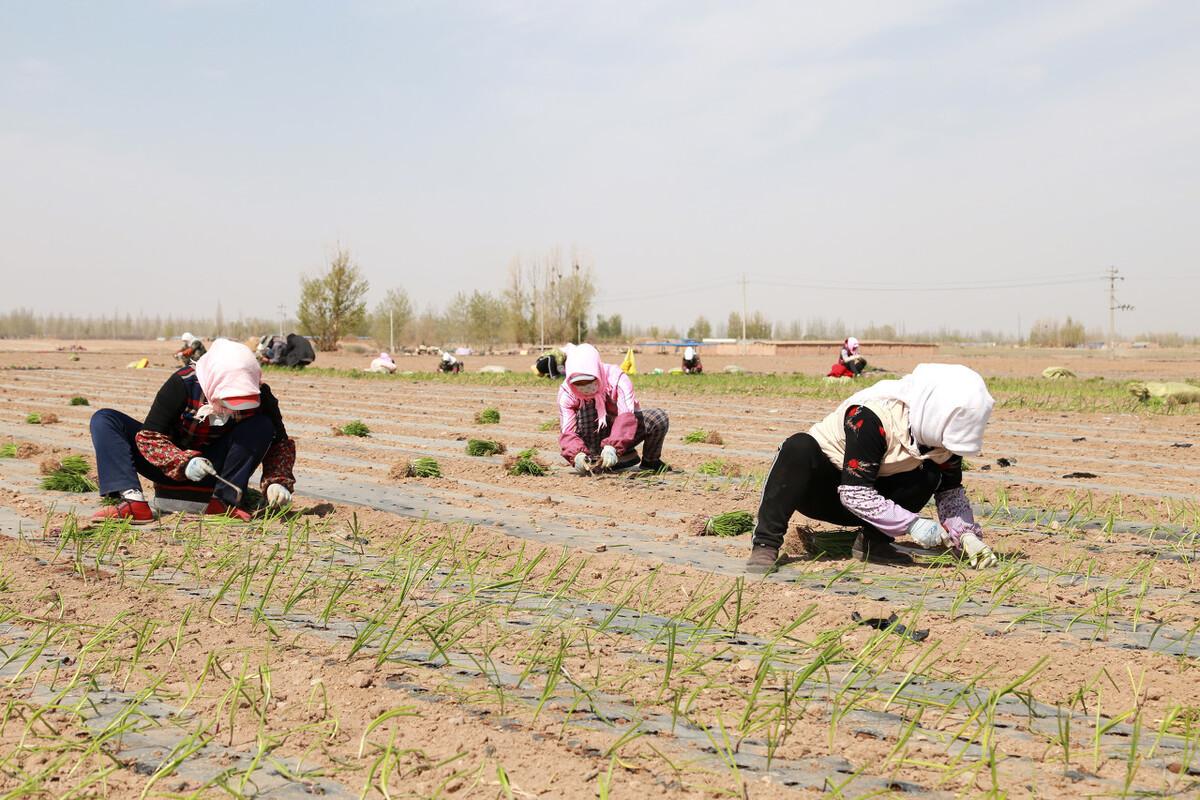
601, 371, 639, 452
935, 486, 983, 545
557, 386, 588, 462
836, 485, 918, 538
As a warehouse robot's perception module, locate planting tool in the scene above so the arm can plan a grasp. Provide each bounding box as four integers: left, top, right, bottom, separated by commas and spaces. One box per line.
195, 459, 243, 506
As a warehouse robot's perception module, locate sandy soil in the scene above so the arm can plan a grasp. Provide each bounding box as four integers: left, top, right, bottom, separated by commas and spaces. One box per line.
1, 344, 1199, 798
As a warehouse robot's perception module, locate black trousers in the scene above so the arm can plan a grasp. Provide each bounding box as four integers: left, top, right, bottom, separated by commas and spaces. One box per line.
752, 432, 941, 550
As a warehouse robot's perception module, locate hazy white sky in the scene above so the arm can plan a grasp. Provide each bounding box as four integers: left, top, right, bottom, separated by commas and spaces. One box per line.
2, 0, 1198, 336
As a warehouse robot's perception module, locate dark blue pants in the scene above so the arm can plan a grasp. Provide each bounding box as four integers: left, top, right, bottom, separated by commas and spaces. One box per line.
90, 409, 274, 506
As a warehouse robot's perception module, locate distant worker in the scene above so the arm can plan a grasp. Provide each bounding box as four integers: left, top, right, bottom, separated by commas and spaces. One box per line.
174, 333, 206, 367
682, 346, 703, 374
746, 364, 999, 573
367, 352, 397, 374
438, 351, 463, 374
257, 334, 315, 368
828, 336, 867, 378
87, 339, 297, 524
533, 348, 565, 378
557, 344, 670, 474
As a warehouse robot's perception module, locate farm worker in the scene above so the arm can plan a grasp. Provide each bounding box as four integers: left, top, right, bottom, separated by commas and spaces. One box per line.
557, 344, 670, 473
827, 337, 866, 378
87, 339, 297, 524
367, 352, 397, 373
174, 332, 207, 367
438, 351, 463, 373
746, 363, 999, 572
682, 346, 703, 374
532, 348, 565, 378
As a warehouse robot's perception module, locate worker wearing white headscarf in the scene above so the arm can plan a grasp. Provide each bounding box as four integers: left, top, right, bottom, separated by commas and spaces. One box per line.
747, 364, 997, 572
682, 346, 703, 374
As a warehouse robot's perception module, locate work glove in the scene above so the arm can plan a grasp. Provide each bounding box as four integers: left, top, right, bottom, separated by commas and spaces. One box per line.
906, 517, 947, 548
573, 452, 592, 474
265, 483, 292, 507
600, 445, 619, 469
185, 457, 215, 482
960, 532, 999, 568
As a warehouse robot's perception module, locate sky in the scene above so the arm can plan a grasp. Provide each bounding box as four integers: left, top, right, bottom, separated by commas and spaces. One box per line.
2, 0, 1199, 337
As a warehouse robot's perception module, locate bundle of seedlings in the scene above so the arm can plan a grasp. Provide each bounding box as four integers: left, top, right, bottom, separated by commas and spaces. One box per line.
26, 412, 59, 425
696, 459, 742, 477
465, 439, 506, 457
475, 407, 501, 424
539, 419, 558, 431
694, 510, 755, 536
682, 429, 724, 445
68, 396, 90, 406
334, 420, 371, 437
799, 528, 858, 558
505, 448, 547, 476
389, 457, 443, 478
0, 441, 41, 459
40, 455, 98, 493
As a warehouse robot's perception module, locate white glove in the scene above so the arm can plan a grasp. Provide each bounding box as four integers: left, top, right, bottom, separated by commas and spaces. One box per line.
906, 517, 947, 548
574, 452, 592, 474
265, 483, 292, 507
960, 532, 998, 568
185, 457, 215, 482
600, 445, 619, 468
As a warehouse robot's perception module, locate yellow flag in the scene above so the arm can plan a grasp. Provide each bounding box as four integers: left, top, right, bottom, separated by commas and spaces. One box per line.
620, 347, 637, 375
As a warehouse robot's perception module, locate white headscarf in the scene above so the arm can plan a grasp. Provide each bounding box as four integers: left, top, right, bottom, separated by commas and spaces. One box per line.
839, 363, 994, 456
684, 347, 696, 360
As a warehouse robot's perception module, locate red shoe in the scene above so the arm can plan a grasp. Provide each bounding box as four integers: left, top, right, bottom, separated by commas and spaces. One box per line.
90, 499, 156, 525
204, 497, 253, 522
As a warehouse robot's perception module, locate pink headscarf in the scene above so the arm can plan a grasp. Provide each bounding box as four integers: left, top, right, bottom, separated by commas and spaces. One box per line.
845, 337, 860, 355
562, 344, 610, 430
194, 339, 262, 417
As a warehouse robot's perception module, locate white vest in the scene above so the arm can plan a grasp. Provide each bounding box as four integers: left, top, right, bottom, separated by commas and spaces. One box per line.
808, 398, 953, 477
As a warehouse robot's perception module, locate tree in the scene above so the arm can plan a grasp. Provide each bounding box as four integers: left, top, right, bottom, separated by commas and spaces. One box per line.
726, 310, 771, 339
298, 248, 370, 351
595, 314, 623, 340
370, 288, 414, 350
686, 316, 711, 340
503, 258, 536, 346
465, 291, 507, 350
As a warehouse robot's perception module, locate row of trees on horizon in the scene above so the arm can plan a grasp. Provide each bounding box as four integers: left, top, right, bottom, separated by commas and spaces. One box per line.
1, 249, 1193, 349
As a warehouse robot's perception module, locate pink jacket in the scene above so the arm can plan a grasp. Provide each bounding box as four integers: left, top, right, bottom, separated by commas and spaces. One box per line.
558, 361, 640, 460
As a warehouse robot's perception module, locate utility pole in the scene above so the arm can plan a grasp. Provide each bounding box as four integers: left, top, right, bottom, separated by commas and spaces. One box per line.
740, 273, 748, 354
389, 309, 395, 353
276, 304, 287, 338
1106, 266, 1133, 358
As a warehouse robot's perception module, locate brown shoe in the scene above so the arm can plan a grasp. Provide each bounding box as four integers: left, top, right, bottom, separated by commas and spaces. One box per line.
852, 529, 914, 566
746, 544, 779, 574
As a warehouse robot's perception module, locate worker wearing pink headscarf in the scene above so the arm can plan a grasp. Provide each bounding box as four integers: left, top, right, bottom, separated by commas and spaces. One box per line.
828, 336, 867, 378
557, 344, 671, 473
88, 339, 297, 524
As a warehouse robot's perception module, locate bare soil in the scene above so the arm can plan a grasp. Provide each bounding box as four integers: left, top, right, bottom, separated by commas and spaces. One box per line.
1, 341, 1199, 798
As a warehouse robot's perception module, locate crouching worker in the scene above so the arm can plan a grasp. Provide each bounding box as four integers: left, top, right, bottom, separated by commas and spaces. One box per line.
88, 339, 296, 524
438, 351, 463, 373
746, 363, 998, 573
558, 344, 670, 474
533, 348, 565, 378
828, 336, 866, 378
367, 352, 397, 373
682, 346, 703, 374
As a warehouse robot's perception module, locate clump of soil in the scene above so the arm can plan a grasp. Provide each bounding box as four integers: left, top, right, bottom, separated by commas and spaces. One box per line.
16, 443, 42, 458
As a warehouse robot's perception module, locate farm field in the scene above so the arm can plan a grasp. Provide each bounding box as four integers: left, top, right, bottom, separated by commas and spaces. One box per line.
1, 350, 1200, 798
